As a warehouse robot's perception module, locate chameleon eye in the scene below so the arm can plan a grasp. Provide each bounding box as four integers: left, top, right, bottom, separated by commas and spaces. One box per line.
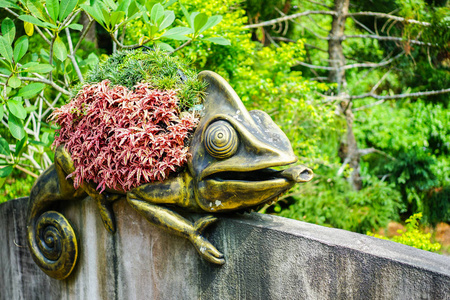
205, 120, 238, 159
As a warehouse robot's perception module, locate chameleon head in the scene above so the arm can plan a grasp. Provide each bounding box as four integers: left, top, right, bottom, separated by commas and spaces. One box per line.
188, 71, 313, 213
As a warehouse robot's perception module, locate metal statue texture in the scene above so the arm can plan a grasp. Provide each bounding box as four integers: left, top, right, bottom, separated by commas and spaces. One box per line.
27, 70, 314, 280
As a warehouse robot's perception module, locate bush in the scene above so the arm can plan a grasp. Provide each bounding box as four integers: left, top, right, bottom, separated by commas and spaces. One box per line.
276, 166, 401, 233
368, 213, 442, 252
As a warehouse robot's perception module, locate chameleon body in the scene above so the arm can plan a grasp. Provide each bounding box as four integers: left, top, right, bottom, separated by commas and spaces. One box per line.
27, 71, 313, 279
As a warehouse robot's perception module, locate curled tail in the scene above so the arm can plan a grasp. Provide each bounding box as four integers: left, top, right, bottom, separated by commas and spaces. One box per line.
27, 210, 78, 280
27, 162, 83, 280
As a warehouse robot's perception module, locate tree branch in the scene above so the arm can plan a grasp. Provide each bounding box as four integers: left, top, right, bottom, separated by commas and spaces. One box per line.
304, 0, 332, 10
0, 74, 70, 95
74, 18, 94, 53
168, 39, 192, 55
295, 61, 334, 70
65, 28, 84, 83
343, 51, 404, 70
351, 87, 450, 101
353, 99, 385, 111
14, 165, 39, 178
358, 148, 396, 160
110, 32, 152, 49
343, 34, 433, 46
348, 11, 432, 27
244, 11, 337, 29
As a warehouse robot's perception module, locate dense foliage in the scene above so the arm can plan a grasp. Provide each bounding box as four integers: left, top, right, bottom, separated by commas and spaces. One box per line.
1, 0, 449, 248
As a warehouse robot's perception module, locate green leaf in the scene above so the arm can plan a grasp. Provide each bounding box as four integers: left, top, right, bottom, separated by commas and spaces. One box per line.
127, 0, 139, 17
179, 3, 191, 27
67, 23, 83, 31
163, 0, 177, 8
162, 26, 192, 39
16, 83, 45, 98
0, 0, 21, 9
7, 98, 27, 119
18, 15, 57, 29
15, 135, 27, 156
103, 0, 117, 10
204, 37, 230, 45
199, 15, 222, 33
59, 0, 78, 21
116, 0, 130, 13
151, 3, 164, 25
2, 18, 15, 45
24, 63, 53, 73
0, 67, 11, 75
8, 113, 25, 140
159, 10, 175, 31
0, 36, 13, 63
189, 12, 199, 28
25, 105, 37, 113
13, 36, 28, 62
0, 104, 4, 120
47, 0, 60, 22
0, 165, 13, 177
8, 75, 21, 88
26, 0, 47, 22
110, 11, 125, 28
0, 137, 10, 156
99, 6, 112, 30
193, 13, 208, 34
80, 4, 105, 27
53, 35, 67, 61
155, 41, 174, 52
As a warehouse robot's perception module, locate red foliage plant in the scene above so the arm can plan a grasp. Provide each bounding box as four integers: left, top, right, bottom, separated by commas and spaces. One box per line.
50, 80, 199, 192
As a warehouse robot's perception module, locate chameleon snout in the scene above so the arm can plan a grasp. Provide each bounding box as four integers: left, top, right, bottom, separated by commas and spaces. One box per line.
279, 165, 314, 183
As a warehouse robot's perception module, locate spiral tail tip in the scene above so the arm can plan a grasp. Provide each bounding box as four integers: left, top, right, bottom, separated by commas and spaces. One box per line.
29, 210, 78, 280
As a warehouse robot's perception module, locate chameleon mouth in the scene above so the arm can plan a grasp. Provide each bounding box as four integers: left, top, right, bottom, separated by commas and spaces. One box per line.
203, 165, 313, 183
197, 165, 313, 212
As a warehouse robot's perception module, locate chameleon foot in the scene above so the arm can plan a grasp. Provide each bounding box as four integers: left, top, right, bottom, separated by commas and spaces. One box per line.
190, 216, 225, 265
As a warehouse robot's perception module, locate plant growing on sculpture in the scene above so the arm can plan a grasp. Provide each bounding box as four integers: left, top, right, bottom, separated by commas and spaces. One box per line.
51, 49, 205, 192
0, 0, 227, 189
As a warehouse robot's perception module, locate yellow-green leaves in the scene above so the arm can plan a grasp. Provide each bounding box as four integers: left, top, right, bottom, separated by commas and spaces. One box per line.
177, 3, 228, 45
53, 35, 67, 61
204, 37, 230, 45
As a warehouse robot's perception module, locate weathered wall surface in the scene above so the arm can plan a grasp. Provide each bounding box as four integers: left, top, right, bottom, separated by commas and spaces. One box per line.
1, 197, 449, 300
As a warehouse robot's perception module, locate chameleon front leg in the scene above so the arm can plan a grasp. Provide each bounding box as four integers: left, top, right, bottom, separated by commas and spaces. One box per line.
55, 145, 117, 233
127, 192, 225, 265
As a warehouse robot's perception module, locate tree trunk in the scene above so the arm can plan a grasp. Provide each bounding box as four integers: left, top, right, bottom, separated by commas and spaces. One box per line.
329, 0, 362, 190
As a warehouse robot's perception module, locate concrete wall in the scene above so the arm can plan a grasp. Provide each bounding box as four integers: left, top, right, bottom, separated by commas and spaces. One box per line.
1, 197, 449, 300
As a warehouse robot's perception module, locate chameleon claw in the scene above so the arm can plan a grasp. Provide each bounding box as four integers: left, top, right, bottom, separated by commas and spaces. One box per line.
190, 234, 225, 265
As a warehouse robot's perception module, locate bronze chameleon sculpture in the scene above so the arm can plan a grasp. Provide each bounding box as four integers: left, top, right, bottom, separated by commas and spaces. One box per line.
27, 70, 313, 279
